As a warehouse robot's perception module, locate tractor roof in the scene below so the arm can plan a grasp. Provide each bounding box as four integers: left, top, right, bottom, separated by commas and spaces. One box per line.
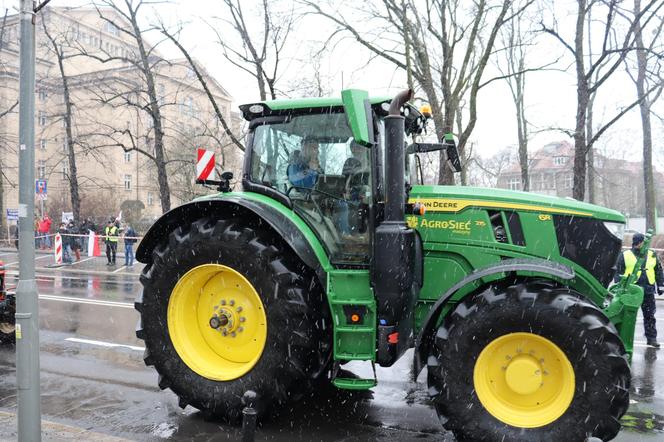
239, 95, 412, 121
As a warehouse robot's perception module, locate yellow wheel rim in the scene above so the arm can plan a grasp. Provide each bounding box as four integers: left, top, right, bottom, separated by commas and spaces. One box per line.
473, 332, 575, 428
167, 264, 267, 381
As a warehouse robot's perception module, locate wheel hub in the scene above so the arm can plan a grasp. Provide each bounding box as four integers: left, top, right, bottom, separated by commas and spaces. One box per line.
473, 332, 575, 428
504, 355, 543, 395
210, 302, 247, 337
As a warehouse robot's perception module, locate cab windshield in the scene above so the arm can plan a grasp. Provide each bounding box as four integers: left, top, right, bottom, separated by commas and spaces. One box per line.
249, 112, 372, 264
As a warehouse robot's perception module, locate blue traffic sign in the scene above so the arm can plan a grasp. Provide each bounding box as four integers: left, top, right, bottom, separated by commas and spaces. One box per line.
36, 179, 47, 195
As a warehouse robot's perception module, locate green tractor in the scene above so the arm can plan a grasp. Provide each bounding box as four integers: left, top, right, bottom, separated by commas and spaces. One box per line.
135, 89, 640, 440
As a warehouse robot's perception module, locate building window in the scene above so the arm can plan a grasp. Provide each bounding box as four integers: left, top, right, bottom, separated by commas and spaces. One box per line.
38, 88, 47, 101
38, 111, 46, 126
508, 177, 521, 191
564, 175, 573, 189
147, 192, 154, 206
158, 84, 165, 106
61, 163, 69, 180
554, 156, 566, 166
105, 21, 120, 36
124, 174, 132, 191
62, 136, 68, 152
40, 139, 46, 150
38, 160, 46, 179
124, 151, 131, 163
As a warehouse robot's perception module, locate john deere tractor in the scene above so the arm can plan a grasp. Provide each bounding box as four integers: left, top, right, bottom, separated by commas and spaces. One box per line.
135, 89, 640, 440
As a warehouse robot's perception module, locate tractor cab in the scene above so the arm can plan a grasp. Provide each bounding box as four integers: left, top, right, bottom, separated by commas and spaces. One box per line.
240, 92, 440, 266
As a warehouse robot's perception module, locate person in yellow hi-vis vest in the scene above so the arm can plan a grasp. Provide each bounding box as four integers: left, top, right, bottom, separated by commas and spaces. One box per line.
614, 233, 664, 347
104, 218, 119, 266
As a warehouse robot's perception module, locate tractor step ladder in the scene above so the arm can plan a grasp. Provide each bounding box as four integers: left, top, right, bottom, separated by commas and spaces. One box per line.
331, 360, 377, 390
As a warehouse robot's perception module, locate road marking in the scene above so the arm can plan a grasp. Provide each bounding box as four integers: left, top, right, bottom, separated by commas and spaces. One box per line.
4, 255, 52, 266
39, 294, 134, 309
68, 256, 96, 266
633, 340, 663, 348
65, 337, 144, 352
112, 265, 127, 273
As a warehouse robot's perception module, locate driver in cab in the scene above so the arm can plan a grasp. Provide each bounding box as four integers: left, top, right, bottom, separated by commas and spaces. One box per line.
287, 139, 321, 190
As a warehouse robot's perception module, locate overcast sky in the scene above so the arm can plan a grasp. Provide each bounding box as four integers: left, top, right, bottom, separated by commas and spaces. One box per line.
2, 0, 662, 166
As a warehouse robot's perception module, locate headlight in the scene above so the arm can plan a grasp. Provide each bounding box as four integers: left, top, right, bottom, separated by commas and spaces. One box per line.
603, 221, 624, 240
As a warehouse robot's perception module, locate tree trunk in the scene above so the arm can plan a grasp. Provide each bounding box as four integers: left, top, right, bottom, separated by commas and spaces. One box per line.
634, 0, 656, 232
586, 97, 595, 204
572, 0, 588, 201
57, 50, 81, 222
130, 7, 171, 213
516, 77, 528, 191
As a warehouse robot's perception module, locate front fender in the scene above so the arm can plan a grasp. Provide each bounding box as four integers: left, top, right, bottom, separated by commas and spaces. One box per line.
136, 196, 329, 288
413, 258, 575, 376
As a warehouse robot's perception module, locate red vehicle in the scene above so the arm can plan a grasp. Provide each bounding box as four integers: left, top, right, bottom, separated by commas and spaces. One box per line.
0, 260, 15, 344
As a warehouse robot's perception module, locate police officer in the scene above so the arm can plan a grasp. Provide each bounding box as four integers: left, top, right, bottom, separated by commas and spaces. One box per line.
104, 218, 119, 265
615, 233, 664, 347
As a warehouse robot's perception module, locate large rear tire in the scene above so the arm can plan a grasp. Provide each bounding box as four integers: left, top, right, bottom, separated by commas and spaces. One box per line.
136, 216, 330, 421
427, 280, 630, 441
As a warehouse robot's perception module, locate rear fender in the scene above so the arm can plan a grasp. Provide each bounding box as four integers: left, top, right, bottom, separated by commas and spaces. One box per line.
136, 197, 328, 288
413, 258, 575, 376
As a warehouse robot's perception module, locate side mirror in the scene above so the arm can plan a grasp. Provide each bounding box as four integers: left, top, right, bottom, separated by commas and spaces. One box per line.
341, 89, 375, 147
407, 134, 461, 173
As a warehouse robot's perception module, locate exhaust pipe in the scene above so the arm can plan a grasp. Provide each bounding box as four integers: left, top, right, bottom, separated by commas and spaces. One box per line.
384, 88, 412, 222
372, 89, 419, 367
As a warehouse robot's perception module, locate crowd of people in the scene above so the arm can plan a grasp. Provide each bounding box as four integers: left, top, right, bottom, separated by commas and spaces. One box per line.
32, 214, 139, 266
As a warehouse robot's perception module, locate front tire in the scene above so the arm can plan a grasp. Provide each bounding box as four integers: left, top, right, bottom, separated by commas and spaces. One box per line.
427, 281, 630, 441
136, 216, 330, 421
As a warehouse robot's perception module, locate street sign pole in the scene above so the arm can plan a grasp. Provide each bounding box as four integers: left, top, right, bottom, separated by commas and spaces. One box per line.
16, 0, 42, 440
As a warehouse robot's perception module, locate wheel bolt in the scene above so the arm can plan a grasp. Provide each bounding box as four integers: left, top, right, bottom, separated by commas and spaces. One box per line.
222, 329, 228, 336
236, 306, 243, 312
240, 317, 246, 322
230, 300, 235, 306
221, 300, 226, 305
238, 327, 244, 332
231, 331, 236, 337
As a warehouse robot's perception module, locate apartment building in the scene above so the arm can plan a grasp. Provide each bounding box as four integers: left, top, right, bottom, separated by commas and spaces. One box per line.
496, 141, 664, 216
0, 6, 242, 224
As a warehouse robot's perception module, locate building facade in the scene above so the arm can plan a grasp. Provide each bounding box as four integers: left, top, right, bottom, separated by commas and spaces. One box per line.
0, 6, 242, 229
496, 141, 664, 216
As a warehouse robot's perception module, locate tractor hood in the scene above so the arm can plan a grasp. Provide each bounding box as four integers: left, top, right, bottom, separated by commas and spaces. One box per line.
409, 185, 625, 223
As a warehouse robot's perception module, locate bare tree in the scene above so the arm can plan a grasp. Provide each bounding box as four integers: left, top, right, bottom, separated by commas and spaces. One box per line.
629, 0, 664, 231
304, 0, 530, 184
41, 12, 82, 221
209, 0, 295, 101
81, 0, 172, 213
541, 0, 664, 201
158, 22, 245, 152
0, 8, 15, 237
496, 5, 537, 191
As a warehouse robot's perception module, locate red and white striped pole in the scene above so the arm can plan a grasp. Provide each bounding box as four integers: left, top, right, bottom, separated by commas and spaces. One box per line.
54, 234, 62, 264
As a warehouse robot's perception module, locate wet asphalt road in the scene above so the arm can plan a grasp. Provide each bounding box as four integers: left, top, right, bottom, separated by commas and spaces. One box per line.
0, 249, 663, 441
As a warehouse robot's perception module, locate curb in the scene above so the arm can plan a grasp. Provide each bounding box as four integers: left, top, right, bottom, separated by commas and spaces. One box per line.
0, 411, 132, 441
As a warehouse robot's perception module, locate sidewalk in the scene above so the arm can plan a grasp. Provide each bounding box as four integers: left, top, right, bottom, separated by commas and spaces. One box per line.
0, 411, 132, 441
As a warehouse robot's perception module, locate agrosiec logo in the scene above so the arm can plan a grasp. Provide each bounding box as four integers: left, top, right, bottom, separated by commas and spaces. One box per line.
406, 216, 472, 234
